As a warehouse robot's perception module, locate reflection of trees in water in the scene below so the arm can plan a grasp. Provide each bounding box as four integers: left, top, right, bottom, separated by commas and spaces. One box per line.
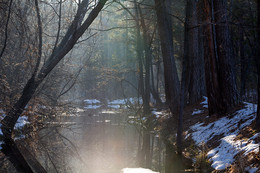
78, 108, 139, 173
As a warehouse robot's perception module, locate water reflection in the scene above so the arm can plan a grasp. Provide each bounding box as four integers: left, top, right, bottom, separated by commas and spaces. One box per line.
62, 107, 139, 173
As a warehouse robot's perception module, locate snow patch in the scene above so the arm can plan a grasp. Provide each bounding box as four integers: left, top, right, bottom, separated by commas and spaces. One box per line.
108, 98, 143, 105
108, 105, 120, 109
14, 116, 29, 129
245, 165, 259, 173
192, 109, 204, 115
152, 110, 163, 118
201, 96, 208, 108
75, 108, 84, 113
190, 102, 258, 170
121, 168, 159, 173
84, 99, 101, 104
101, 110, 118, 114
84, 105, 101, 109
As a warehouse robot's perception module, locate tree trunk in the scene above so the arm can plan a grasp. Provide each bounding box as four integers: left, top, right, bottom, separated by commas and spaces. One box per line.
201, 0, 239, 116
176, 1, 191, 157
138, 4, 151, 113
154, 0, 180, 114
202, 0, 223, 116
239, 30, 247, 97
256, 0, 260, 128
154, 0, 181, 171
213, 0, 239, 112
150, 62, 163, 106
185, 0, 205, 105
134, 0, 146, 111
165, 143, 176, 173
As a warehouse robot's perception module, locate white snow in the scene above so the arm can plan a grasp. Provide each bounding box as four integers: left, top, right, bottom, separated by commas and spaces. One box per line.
108, 105, 120, 109
84, 105, 101, 109
121, 168, 159, 173
190, 102, 259, 170
84, 99, 101, 104
14, 116, 29, 129
108, 97, 143, 105
0, 115, 29, 148
101, 110, 118, 114
75, 108, 84, 112
152, 110, 163, 118
245, 165, 259, 173
160, 94, 166, 103
0, 110, 29, 143
192, 109, 204, 115
108, 99, 127, 105
105, 120, 111, 123
201, 96, 208, 108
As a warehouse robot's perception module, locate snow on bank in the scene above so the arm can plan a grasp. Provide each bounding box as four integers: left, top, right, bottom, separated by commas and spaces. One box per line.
190, 102, 259, 170
108, 105, 121, 109
84, 105, 101, 109
108, 97, 143, 105
14, 116, 29, 129
84, 99, 101, 104
192, 109, 204, 115
245, 165, 259, 173
152, 110, 164, 118
83, 98, 143, 110
121, 168, 159, 173
0, 110, 29, 149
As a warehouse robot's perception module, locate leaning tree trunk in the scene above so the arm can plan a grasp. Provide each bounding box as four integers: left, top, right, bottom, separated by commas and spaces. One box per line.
213, 0, 239, 113
256, 0, 260, 128
1, 0, 108, 172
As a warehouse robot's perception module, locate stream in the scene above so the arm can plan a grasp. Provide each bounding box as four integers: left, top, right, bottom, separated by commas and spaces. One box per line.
57, 106, 141, 173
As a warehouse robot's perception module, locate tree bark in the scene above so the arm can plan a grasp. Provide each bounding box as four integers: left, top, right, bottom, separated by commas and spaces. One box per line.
154, 0, 180, 113
256, 0, 260, 128
185, 0, 205, 105
202, 0, 223, 116
1, 0, 108, 172
133, 0, 146, 111
154, 0, 181, 172
239, 30, 247, 97
213, 0, 239, 112
201, 0, 239, 116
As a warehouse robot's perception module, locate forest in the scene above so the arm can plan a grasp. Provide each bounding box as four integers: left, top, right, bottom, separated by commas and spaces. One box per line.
0, 0, 260, 172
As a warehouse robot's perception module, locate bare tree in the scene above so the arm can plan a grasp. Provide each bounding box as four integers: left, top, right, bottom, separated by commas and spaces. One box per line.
1, 0, 108, 172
